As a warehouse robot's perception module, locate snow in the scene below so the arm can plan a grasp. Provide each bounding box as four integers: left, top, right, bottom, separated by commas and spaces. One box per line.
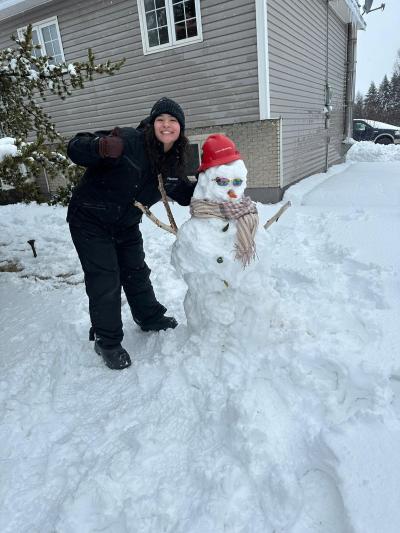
358, 119, 400, 130
329, 0, 365, 29
67, 63, 77, 76
0, 138, 19, 190
28, 68, 39, 80
346, 141, 400, 162
1, 142, 400, 532
0, 0, 26, 7
9, 57, 17, 70
0, 137, 18, 167
192, 159, 248, 203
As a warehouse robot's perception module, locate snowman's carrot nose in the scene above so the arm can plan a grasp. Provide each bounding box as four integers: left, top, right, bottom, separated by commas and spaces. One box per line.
228, 189, 237, 199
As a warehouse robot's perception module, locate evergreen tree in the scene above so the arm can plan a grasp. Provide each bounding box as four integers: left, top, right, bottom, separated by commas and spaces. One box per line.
0, 25, 124, 202
389, 72, 400, 126
393, 48, 400, 76
353, 91, 364, 119
378, 75, 391, 122
389, 50, 400, 126
363, 82, 380, 120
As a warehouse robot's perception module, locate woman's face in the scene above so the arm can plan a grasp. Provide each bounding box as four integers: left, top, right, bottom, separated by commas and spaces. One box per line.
153, 113, 181, 152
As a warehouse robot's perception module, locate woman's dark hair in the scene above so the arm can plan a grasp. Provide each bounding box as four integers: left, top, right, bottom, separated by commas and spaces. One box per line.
144, 124, 189, 178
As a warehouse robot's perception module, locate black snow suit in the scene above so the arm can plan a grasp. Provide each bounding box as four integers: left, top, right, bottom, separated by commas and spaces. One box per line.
67, 126, 195, 347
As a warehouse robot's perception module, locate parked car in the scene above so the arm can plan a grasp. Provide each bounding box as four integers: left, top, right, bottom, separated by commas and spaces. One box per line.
353, 119, 400, 144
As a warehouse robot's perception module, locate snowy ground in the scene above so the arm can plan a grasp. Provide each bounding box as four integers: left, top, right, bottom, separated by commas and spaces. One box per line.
1, 141, 400, 533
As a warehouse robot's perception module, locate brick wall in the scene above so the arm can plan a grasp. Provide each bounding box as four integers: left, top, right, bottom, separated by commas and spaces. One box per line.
186, 118, 282, 203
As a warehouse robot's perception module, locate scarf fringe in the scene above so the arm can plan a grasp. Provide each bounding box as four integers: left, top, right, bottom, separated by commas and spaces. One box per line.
190, 197, 259, 268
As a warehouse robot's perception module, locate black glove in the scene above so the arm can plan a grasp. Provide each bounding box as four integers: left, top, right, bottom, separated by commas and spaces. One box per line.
98, 128, 124, 158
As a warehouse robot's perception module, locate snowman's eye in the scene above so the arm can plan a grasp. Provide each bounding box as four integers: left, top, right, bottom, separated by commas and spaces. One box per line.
232, 179, 243, 187
214, 177, 230, 186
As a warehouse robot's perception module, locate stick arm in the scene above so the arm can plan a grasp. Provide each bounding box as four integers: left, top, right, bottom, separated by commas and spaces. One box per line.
134, 201, 177, 235
263, 201, 291, 230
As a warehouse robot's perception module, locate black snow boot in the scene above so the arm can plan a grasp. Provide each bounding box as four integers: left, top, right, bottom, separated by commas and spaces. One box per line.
140, 315, 178, 332
94, 340, 131, 370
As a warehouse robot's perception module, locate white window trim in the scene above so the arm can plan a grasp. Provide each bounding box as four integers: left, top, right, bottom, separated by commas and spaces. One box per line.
17, 16, 65, 64
255, 0, 270, 120
137, 0, 203, 55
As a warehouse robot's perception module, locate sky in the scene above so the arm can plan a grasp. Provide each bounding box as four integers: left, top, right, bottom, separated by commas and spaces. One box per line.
356, 0, 400, 95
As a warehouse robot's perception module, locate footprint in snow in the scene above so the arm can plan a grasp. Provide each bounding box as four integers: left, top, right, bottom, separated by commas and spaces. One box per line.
290, 357, 378, 424
292, 468, 352, 533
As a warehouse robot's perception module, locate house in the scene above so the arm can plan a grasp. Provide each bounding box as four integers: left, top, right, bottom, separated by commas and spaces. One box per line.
0, 0, 365, 202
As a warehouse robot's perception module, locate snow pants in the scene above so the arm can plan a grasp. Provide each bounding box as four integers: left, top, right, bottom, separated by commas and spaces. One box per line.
68, 202, 166, 346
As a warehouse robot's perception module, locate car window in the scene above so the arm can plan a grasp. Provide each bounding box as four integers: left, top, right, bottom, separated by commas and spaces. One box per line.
354, 122, 366, 132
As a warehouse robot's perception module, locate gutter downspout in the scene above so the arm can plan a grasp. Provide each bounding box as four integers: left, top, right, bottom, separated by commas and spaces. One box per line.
344, 23, 357, 141
255, 0, 270, 120
325, 0, 330, 172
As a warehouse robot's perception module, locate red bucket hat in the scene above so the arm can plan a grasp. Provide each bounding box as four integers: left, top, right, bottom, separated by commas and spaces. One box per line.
198, 134, 242, 173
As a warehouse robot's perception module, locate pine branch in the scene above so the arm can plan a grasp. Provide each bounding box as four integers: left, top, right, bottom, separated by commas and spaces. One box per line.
0, 24, 125, 201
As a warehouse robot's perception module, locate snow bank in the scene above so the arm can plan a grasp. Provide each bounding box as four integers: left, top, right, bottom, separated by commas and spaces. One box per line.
346, 141, 400, 162
282, 163, 352, 206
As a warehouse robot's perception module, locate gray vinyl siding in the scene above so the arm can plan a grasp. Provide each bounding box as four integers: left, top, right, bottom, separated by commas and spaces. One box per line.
0, 0, 260, 137
268, 0, 348, 188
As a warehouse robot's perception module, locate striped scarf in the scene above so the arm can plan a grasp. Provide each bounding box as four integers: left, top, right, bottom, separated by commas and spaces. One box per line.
190, 196, 259, 267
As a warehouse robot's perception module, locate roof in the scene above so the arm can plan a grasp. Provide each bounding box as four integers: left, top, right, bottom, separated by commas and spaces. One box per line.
330, 0, 366, 30
0, 0, 53, 21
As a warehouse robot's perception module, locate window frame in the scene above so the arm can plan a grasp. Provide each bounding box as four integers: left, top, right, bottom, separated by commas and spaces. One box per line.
137, 0, 203, 55
17, 16, 65, 64
187, 133, 223, 179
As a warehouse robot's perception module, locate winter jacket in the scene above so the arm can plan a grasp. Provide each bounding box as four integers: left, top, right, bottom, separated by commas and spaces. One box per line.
66, 127, 195, 216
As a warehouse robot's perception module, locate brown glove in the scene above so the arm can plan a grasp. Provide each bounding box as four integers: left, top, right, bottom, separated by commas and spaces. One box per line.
98, 128, 124, 158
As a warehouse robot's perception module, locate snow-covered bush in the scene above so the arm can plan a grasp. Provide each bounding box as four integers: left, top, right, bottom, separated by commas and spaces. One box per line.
0, 25, 125, 203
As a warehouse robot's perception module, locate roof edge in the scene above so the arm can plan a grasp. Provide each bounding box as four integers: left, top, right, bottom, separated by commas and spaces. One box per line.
0, 0, 54, 22
330, 0, 366, 30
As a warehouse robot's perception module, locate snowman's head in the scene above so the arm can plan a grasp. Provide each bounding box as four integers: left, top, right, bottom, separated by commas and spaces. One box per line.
193, 159, 248, 203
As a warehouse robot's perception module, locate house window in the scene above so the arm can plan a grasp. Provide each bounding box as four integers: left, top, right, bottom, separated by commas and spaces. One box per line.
186, 142, 201, 178
186, 134, 221, 178
18, 17, 65, 65
138, 0, 202, 54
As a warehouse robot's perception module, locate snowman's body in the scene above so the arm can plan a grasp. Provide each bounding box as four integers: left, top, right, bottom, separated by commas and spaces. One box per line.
172, 216, 243, 286
172, 159, 269, 342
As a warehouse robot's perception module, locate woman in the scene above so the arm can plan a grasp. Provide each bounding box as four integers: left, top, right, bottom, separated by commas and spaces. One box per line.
67, 97, 195, 370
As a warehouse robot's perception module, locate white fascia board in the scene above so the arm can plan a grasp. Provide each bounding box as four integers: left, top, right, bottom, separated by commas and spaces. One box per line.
0, 0, 54, 21
255, 0, 270, 120
330, 0, 366, 30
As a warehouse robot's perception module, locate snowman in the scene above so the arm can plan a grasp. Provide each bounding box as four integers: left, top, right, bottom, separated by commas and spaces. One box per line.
172, 134, 269, 345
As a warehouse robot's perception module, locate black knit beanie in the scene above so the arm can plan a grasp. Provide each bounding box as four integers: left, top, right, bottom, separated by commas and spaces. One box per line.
149, 97, 185, 131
